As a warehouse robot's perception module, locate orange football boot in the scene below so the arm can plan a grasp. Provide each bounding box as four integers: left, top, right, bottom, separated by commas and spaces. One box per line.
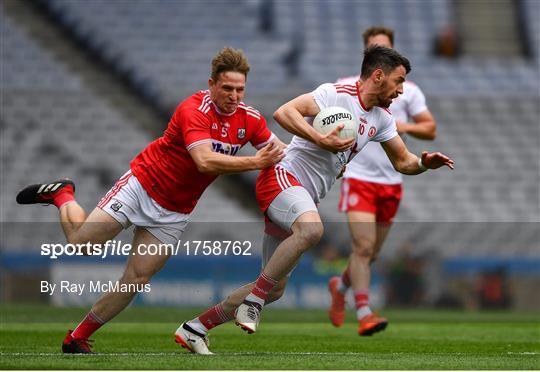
327, 276, 346, 327
358, 313, 388, 336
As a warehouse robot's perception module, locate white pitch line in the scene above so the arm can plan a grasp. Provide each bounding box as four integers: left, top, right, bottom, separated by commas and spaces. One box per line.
8, 351, 535, 357
1, 352, 373, 357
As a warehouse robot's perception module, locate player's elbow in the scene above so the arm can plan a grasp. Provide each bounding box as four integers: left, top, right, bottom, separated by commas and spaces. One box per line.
426, 127, 437, 140
273, 103, 296, 126
194, 159, 218, 175
425, 122, 437, 140
273, 106, 286, 124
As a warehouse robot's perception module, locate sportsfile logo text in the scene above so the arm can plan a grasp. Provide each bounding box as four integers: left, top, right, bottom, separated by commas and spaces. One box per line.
41, 240, 252, 259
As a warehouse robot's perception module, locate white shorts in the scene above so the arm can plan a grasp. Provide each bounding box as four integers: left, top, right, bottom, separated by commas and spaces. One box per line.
266, 186, 318, 231
98, 170, 190, 245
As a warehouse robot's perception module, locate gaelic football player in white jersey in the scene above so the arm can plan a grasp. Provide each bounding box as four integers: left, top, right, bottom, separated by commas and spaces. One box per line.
178, 46, 452, 353
328, 27, 438, 336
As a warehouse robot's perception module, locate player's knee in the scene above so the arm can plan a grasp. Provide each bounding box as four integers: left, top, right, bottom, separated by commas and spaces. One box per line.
351, 248, 374, 261
351, 236, 375, 256
295, 222, 324, 249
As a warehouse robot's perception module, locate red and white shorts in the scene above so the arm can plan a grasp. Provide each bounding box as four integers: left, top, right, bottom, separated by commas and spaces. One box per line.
339, 178, 402, 224
256, 165, 317, 233
97, 170, 190, 245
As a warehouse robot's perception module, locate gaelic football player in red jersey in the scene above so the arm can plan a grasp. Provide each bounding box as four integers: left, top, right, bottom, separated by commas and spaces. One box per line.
16, 47, 285, 354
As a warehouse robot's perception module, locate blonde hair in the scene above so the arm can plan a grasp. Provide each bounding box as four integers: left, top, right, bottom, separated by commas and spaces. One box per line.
211, 47, 250, 81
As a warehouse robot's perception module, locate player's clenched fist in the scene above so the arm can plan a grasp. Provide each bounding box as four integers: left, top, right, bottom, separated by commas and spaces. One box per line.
255, 141, 286, 168
316, 124, 356, 153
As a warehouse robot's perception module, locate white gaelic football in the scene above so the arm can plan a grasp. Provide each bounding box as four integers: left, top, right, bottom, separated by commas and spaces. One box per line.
312, 106, 359, 140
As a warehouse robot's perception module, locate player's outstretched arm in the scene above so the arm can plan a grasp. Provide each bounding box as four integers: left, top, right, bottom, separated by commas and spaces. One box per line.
189, 141, 285, 175
273, 94, 354, 153
381, 136, 454, 175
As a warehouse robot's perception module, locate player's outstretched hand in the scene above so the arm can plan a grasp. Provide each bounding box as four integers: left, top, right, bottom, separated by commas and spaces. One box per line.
421, 151, 454, 170
255, 141, 286, 168
317, 124, 355, 153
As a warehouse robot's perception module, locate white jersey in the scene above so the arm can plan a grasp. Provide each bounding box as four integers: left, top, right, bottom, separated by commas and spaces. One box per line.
278, 82, 398, 203
338, 76, 428, 184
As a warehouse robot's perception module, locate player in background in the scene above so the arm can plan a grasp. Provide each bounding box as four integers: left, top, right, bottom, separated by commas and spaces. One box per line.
16, 47, 285, 354
177, 46, 453, 354
328, 27, 437, 336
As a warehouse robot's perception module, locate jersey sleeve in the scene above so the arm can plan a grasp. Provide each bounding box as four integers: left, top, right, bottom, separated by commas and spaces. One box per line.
372, 111, 398, 143
179, 108, 213, 151
311, 83, 338, 110
407, 84, 428, 117
250, 116, 276, 150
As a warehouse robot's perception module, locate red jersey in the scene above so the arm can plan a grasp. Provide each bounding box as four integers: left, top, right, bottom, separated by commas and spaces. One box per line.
130, 90, 274, 214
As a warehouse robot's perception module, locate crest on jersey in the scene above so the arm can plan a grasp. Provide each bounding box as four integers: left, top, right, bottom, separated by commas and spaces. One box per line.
237, 128, 246, 139
212, 123, 218, 130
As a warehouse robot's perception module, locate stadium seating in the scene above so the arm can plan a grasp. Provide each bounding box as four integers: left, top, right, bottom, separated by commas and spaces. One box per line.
0, 12, 258, 251
46, 0, 290, 106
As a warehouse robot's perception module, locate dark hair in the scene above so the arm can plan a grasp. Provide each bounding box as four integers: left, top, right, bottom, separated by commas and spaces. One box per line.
360, 46, 411, 79
211, 47, 250, 81
362, 26, 394, 47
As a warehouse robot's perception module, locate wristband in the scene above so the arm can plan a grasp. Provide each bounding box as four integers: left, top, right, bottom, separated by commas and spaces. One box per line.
418, 157, 428, 172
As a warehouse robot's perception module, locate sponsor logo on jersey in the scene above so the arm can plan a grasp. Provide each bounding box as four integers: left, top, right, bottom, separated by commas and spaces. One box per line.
212, 140, 241, 155
360, 118, 368, 124
237, 128, 246, 139
321, 112, 353, 126
368, 126, 377, 137
111, 201, 123, 212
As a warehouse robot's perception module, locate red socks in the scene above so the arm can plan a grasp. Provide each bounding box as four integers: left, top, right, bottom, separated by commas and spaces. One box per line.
53, 185, 75, 209
71, 311, 105, 339
249, 272, 278, 304
198, 303, 234, 331
354, 289, 369, 309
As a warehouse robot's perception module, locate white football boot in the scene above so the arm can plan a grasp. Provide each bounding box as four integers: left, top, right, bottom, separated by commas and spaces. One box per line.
235, 300, 262, 334
174, 322, 213, 355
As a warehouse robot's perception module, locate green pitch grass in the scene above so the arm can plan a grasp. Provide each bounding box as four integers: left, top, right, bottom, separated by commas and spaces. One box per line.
1, 304, 539, 369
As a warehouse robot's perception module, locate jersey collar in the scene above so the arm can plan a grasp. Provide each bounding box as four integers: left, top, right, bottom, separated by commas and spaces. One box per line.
356, 81, 370, 111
